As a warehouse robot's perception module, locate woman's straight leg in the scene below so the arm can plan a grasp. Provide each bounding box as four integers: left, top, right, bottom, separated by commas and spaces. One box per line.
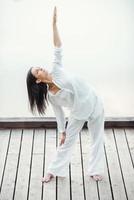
87, 108, 105, 176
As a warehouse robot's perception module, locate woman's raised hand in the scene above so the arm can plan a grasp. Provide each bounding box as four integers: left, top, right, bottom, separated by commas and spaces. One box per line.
53, 6, 57, 25
52, 6, 62, 47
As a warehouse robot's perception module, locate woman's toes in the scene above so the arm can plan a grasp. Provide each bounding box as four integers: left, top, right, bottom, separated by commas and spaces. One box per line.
42, 173, 54, 183
90, 175, 103, 181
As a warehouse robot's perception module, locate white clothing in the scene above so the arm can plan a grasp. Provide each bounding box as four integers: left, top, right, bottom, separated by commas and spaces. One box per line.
46, 45, 105, 177
48, 88, 74, 109
48, 88, 74, 133
49, 46, 103, 121
48, 46, 104, 134
48, 89, 74, 133
46, 107, 105, 177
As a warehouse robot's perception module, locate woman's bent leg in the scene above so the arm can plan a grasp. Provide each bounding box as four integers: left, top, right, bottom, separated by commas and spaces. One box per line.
46, 115, 85, 177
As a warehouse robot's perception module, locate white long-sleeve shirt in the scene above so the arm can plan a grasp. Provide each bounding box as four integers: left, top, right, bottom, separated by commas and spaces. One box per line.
48, 88, 74, 133
47, 45, 104, 134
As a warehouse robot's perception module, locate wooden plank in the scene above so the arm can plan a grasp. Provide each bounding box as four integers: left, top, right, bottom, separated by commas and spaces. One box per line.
0, 127, 134, 200
105, 129, 127, 200
70, 131, 85, 200
28, 129, 45, 200
96, 132, 113, 200
0, 130, 10, 194
43, 129, 57, 199
57, 132, 70, 200
0, 117, 134, 129
0, 129, 22, 200
114, 128, 134, 199
81, 127, 113, 200
125, 128, 134, 168
14, 129, 33, 200
80, 128, 99, 200
0, 117, 59, 129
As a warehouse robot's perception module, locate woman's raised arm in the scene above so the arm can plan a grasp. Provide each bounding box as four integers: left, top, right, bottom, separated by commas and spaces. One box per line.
53, 6, 62, 47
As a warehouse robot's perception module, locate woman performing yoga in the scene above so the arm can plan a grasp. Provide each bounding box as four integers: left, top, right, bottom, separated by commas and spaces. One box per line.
26, 6, 105, 182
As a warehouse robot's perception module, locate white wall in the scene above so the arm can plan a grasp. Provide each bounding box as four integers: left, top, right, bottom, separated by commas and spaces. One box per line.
0, 0, 134, 117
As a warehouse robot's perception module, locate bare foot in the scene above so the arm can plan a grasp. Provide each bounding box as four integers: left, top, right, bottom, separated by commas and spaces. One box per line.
90, 175, 103, 181
42, 173, 54, 183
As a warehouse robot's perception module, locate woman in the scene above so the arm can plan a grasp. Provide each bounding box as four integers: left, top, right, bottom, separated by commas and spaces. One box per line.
26, 6, 105, 182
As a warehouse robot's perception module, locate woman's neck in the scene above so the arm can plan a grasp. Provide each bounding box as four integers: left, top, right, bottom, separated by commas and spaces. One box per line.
47, 82, 56, 90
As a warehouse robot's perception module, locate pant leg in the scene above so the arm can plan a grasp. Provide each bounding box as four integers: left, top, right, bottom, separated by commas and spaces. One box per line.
87, 108, 105, 176
46, 115, 85, 177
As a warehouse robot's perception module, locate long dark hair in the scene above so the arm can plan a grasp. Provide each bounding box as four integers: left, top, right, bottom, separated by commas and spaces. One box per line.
26, 67, 49, 115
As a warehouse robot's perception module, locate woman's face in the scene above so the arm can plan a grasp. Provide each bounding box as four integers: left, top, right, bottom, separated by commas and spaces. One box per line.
31, 67, 49, 83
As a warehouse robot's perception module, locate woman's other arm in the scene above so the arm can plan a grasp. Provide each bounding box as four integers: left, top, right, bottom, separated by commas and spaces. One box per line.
51, 102, 66, 134
51, 102, 66, 146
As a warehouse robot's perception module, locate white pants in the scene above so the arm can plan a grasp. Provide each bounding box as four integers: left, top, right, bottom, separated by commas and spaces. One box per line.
46, 97, 105, 177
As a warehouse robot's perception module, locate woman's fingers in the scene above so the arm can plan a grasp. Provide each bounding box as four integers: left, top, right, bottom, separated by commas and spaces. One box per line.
54, 6, 57, 14
54, 6, 57, 17
53, 6, 57, 25
59, 139, 63, 146
59, 138, 65, 146
59, 132, 66, 145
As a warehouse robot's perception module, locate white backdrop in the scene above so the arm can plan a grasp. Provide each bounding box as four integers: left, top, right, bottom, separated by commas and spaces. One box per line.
0, 0, 134, 117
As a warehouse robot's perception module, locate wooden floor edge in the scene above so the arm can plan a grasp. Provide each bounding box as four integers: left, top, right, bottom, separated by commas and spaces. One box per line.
0, 117, 134, 129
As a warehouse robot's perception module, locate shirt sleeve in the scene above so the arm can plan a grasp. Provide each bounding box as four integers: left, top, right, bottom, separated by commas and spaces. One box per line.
52, 45, 63, 68
51, 102, 66, 133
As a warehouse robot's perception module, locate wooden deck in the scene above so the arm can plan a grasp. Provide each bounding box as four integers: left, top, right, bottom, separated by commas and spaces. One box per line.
0, 127, 134, 200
